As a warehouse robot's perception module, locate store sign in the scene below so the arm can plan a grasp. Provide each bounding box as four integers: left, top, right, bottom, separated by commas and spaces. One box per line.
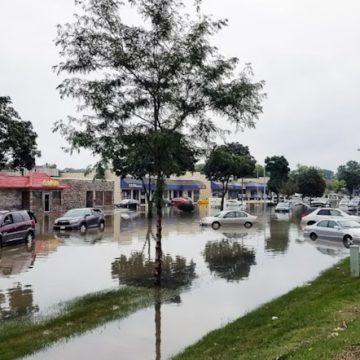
42, 179, 60, 187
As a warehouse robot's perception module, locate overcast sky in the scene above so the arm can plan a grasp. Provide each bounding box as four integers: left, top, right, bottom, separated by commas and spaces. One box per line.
1, 0, 360, 172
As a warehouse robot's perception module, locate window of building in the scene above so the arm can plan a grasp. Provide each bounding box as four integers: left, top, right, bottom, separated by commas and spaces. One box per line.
122, 190, 130, 199
53, 191, 62, 206
104, 191, 113, 205
95, 191, 104, 205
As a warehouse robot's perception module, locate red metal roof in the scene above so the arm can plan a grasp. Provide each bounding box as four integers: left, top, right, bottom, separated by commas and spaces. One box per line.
0, 172, 70, 190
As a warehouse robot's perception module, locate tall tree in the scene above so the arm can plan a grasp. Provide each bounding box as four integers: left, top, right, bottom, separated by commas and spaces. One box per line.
0, 97, 40, 171
337, 161, 360, 195
54, 0, 265, 284
265, 156, 290, 201
203, 143, 255, 210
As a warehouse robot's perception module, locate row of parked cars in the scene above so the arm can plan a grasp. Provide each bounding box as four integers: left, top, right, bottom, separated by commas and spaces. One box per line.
301, 206, 360, 248
0, 208, 106, 247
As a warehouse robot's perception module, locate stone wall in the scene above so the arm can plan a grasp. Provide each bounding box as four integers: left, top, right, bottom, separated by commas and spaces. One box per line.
61, 179, 114, 211
0, 190, 22, 210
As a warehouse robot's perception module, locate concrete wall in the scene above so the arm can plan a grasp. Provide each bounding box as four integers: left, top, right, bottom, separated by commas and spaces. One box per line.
0, 190, 22, 209
59, 171, 121, 204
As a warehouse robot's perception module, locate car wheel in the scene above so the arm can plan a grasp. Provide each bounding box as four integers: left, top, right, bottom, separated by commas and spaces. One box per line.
310, 232, 318, 241
99, 221, 105, 231
343, 235, 353, 249
211, 222, 221, 230
79, 223, 87, 234
244, 222, 253, 229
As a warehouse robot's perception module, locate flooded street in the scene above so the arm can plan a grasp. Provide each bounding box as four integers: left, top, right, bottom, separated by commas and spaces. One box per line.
0, 205, 349, 359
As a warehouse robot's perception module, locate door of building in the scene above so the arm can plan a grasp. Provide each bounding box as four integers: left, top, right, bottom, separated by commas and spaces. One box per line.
86, 191, 94, 207
43, 193, 50, 212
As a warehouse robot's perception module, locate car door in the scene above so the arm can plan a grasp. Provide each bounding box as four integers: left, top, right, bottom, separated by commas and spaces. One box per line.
12, 212, 27, 240
222, 211, 237, 225
314, 220, 329, 238
326, 220, 342, 240
1, 214, 16, 243
235, 211, 247, 225
87, 209, 98, 228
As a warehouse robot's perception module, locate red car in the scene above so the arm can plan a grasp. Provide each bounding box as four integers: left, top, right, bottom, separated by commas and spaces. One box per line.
170, 197, 192, 206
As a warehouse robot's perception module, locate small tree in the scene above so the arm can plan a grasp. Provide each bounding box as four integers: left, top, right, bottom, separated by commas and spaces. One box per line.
333, 179, 346, 193
265, 156, 290, 201
337, 161, 360, 195
0, 97, 40, 171
203, 143, 255, 210
297, 167, 326, 199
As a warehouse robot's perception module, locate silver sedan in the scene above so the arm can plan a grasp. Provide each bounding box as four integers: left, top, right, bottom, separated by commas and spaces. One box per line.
303, 218, 360, 248
200, 210, 257, 230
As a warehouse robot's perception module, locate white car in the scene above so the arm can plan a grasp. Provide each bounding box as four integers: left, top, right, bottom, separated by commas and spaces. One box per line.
200, 210, 257, 230
301, 207, 360, 226
304, 219, 360, 248
274, 202, 291, 213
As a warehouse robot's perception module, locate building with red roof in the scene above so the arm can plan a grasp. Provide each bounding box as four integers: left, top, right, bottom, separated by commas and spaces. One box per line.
0, 172, 70, 216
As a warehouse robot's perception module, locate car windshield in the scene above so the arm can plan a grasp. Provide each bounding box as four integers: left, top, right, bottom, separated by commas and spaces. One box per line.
338, 220, 360, 229
63, 209, 86, 217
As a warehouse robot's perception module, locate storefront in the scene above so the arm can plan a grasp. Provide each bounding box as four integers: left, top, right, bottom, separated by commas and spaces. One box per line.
0, 172, 70, 217
120, 178, 206, 204
211, 181, 270, 201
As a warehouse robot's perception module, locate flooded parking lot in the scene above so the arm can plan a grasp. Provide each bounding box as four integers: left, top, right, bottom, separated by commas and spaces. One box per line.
0, 205, 349, 359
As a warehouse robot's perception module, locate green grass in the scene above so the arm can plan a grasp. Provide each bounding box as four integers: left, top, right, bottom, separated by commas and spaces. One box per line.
0, 286, 158, 360
174, 258, 360, 360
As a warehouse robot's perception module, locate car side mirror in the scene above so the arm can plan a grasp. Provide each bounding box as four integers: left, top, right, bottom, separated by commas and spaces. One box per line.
334, 226, 340, 230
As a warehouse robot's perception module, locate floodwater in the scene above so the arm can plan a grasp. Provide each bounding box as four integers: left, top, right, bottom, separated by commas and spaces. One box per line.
0, 205, 349, 359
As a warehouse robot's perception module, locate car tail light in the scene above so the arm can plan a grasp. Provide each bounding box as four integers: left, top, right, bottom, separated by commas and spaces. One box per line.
31, 219, 36, 226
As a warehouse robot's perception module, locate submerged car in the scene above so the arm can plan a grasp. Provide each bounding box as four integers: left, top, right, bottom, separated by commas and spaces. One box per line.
200, 210, 257, 230
301, 207, 360, 226
53, 208, 105, 233
274, 202, 291, 213
304, 219, 360, 248
170, 197, 192, 206
0, 210, 35, 247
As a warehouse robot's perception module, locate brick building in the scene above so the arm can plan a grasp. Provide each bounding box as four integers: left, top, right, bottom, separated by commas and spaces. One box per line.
0, 172, 114, 218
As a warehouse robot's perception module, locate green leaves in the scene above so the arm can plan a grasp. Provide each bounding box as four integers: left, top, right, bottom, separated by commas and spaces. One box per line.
0, 97, 40, 171
54, 0, 264, 195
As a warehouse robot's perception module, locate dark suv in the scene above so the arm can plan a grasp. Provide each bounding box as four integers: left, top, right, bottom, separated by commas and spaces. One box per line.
53, 208, 105, 233
0, 210, 35, 247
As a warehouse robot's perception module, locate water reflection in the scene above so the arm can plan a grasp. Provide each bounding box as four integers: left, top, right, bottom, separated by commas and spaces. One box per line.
203, 239, 256, 282
0, 284, 39, 320
54, 229, 104, 245
265, 215, 291, 254
0, 243, 36, 276
111, 252, 196, 290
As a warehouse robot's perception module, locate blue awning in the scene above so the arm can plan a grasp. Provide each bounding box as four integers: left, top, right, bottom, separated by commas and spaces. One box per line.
120, 178, 157, 191
121, 178, 205, 191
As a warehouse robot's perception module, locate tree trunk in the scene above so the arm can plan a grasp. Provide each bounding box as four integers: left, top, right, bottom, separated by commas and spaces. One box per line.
220, 179, 229, 211
220, 181, 225, 211
154, 174, 165, 286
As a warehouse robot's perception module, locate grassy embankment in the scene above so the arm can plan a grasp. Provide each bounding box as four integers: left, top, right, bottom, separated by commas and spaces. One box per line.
0, 286, 159, 360
175, 258, 360, 360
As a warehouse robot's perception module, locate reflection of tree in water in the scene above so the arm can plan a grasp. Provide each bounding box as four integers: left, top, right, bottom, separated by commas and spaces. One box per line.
203, 240, 256, 282
0, 284, 39, 320
111, 252, 196, 290
266, 217, 290, 253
